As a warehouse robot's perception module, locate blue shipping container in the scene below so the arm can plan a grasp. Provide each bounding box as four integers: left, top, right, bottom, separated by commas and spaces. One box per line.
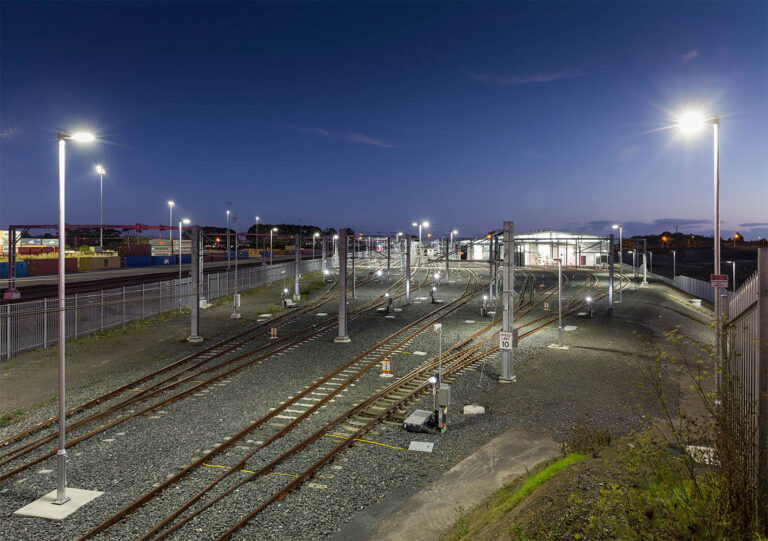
181, 254, 191, 264
153, 255, 177, 265
123, 255, 153, 267
237, 251, 249, 259
0, 261, 29, 278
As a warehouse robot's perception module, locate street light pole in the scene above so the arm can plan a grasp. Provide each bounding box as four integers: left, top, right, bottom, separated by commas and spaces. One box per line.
270, 228, 276, 268
232, 214, 241, 319
613, 224, 623, 302
178, 218, 190, 311
226, 202, 232, 270
95, 165, 105, 250
727, 260, 736, 291
254, 216, 260, 251
672, 250, 676, 282
54, 130, 95, 505
168, 200, 174, 242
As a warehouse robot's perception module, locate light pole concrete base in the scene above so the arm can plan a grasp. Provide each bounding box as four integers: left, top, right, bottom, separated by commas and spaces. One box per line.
187, 335, 204, 343
334, 336, 351, 343
230, 312, 241, 319
640, 282, 649, 287
14, 488, 104, 521
499, 376, 517, 384
547, 344, 569, 350
293, 294, 301, 301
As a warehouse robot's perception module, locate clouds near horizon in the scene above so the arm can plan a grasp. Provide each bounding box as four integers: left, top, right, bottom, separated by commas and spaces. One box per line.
470, 67, 584, 86
298, 126, 393, 148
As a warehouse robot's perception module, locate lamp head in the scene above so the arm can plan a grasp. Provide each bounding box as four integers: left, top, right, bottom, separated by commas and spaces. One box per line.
422, 221, 430, 228
182, 218, 190, 225
612, 224, 620, 230
273, 227, 278, 232
677, 111, 707, 134
70, 132, 95, 143
314, 232, 319, 237
586, 296, 592, 303
452, 229, 458, 234
95, 164, 106, 175
168, 200, 175, 208
412, 222, 418, 227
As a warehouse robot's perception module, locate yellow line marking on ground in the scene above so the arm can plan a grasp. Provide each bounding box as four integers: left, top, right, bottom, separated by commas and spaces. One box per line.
190, 380, 205, 383
202, 464, 297, 477
127, 389, 145, 392
323, 434, 405, 450
392, 350, 410, 354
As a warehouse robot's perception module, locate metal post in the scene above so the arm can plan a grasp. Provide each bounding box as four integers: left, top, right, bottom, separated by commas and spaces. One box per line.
335, 229, 350, 343
489, 236, 494, 300
54, 134, 69, 505
178, 221, 183, 312
322, 237, 327, 273
4, 227, 20, 299
99, 170, 104, 250
226, 203, 232, 270
294, 233, 301, 301
406, 235, 411, 304
386, 237, 391, 280
618, 226, 623, 303
232, 215, 241, 319
641, 238, 648, 286
672, 250, 676, 283
445, 235, 449, 279
558, 259, 563, 346
43, 298, 48, 347
608, 234, 614, 309
188, 225, 203, 343
352, 237, 356, 299
501, 221, 515, 382
100, 290, 104, 331
141, 284, 144, 320
121, 286, 125, 326
713, 119, 722, 396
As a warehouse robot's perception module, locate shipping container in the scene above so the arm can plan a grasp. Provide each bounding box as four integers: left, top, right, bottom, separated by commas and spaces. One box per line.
237, 251, 249, 259
118, 244, 152, 256
0, 261, 29, 278
121, 255, 153, 267
28, 258, 77, 275
181, 254, 191, 264
78, 257, 121, 271
153, 255, 177, 265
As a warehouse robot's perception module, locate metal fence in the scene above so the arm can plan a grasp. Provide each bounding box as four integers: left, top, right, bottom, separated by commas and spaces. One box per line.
724, 249, 767, 496
0, 255, 342, 361
637, 263, 732, 304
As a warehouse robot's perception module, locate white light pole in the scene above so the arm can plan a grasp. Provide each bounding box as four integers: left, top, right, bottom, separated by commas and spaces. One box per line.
313, 232, 320, 259
231, 213, 241, 319
95, 165, 106, 250
557, 258, 563, 346
612, 224, 623, 303
226, 203, 232, 270
672, 250, 676, 282
55, 130, 95, 505
167, 200, 174, 241
333, 234, 339, 258
270, 227, 277, 267
254, 216, 260, 251
412, 220, 429, 267
178, 218, 190, 311
676, 111, 723, 388
727, 260, 736, 291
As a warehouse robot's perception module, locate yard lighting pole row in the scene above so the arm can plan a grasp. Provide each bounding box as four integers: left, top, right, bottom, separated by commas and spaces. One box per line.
412, 220, 429, 267
168, 200, 174, 240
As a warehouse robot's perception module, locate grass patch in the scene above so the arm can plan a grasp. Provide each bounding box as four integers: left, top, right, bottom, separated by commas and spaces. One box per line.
444, 453, 586, 541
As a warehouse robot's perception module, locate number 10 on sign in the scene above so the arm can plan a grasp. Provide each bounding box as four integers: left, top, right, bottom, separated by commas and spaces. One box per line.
499, 331, 513, 350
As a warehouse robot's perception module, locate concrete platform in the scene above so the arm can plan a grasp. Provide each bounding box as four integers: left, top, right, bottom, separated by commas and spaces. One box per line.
14, 488, 104, 521
353, 428, 560, 541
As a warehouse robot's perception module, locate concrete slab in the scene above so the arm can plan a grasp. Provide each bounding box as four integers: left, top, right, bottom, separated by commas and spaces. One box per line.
14, 488, 104, 521
359, 428, 559, 541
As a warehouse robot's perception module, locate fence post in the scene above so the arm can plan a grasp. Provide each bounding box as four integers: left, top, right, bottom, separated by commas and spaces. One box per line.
74, 293, 78, 339
44, 298, 48, 347
122, 286, 126, 327
100, 290, 104, 331
141, 283, 145, 320
6, 304, 10, 360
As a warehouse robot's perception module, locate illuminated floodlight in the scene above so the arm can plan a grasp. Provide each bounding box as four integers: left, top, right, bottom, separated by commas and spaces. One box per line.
434, 272, 440, 280
323, 269, 329, 275
586, 296, 592, 303
432, 286, 436, 291
384, 292, 390, 297
95, 164, 106, 175
452, 229, 458, 235
612, 224, 619, 229
677, 111, 706, 134
182, 218, 190, 225
70, 132, 95, 142
429, 374, 438, 385
168, 200, 175, 208
482, 295, 488, 301
376, 270, 383, 276
283, 288, 288, 294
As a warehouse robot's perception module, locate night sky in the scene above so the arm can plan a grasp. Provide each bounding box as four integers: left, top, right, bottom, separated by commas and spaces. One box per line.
1, 1, 766, 239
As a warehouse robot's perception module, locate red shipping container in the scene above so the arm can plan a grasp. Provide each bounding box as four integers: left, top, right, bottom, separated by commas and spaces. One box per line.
29, 258, 78, 275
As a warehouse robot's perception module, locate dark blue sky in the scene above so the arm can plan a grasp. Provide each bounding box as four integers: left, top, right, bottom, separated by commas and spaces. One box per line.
1, 1, 766, 239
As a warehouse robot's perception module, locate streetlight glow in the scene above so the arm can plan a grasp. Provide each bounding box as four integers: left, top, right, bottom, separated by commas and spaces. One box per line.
70, 132, 95, 142
677, 111, 707, 134
95, 164, 106, 174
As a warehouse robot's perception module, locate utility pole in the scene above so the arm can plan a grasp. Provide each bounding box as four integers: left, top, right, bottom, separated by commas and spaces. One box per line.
608, 233, 614, 310
294, 232, 301, 300
226, 202, 232, 270
386, 236, 391, 280
188, 225, 203, 343
321, 236, 327, 273
445, 235, 449, 280
489, 236, 494, 300
500, 221, 516, 382
231, 215, 241, 319
641, 238, 648, 286
334, 228, 350, 343
352, 236, 356, 299
405, 234, 411, 304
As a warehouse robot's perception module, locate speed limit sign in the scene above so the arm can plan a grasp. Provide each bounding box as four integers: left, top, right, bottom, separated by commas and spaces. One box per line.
499, 331, 513, 350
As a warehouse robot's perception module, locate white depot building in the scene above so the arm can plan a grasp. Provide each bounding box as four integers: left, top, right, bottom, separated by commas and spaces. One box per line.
462, 230, 610, 267
515, 230, 610, 267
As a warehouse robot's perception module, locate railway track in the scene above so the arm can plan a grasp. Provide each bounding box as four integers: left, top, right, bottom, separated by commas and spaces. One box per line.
0, 262, 430, 483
